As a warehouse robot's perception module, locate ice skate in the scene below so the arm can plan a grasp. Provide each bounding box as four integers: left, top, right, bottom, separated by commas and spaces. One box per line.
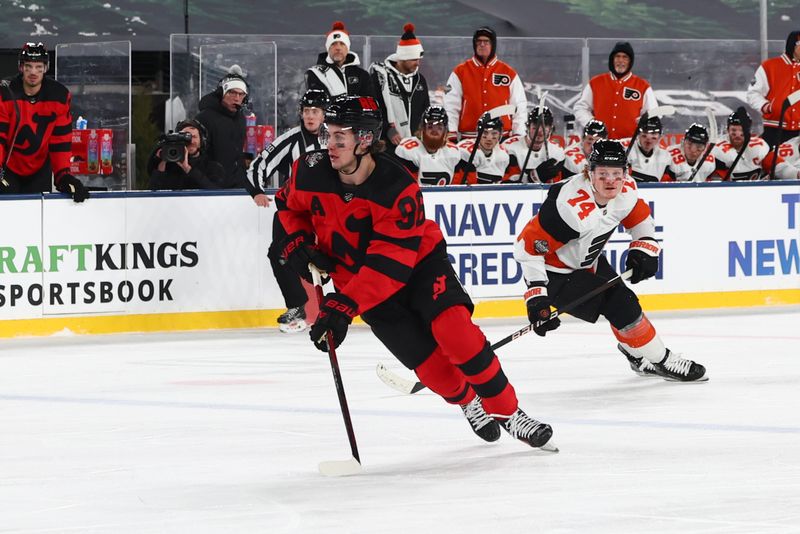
459, 396, 501, 442
617, 343, 659, 377
277, 306, 308, 334
652, 349, 708, 382
493, 409, 557, 451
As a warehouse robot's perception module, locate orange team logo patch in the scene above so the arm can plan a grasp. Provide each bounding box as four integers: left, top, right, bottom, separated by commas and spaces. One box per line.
432, 275, 447, 300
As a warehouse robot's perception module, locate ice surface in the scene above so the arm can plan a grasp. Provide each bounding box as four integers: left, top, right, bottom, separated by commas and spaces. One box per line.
2, 309, 799, 533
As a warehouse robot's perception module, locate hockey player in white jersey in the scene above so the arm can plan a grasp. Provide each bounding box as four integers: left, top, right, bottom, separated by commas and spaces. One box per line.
563, 119, 608, 176
626, 115, 671, 182
775, 137, 800, 179
502, 106, 565, 183
664, 123, 719, 182
455, 113, 510, 184
513, 140, 708, 382
712, 107, 796, 181
394, 105, 463, 185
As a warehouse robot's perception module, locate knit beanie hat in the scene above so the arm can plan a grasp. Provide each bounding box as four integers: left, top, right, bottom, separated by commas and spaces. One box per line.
395, 23, 424, 60
326, 21, 351, 51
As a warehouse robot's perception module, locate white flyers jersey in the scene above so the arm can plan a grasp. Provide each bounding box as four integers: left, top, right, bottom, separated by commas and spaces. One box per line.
514, 174, 655, 285
710, 135, 769, 181
456, 139, 510, 184
394, 136, 462, 185
502, 136, 566, 183
776, 137, 800, 179
562, 140, 589, 176
626, 142, 671, 182
665, 143, 717, 182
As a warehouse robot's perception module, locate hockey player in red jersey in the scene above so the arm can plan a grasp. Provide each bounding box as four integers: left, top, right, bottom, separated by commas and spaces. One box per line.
514, 140, 708, 382
0, 43, 88, 202
277, 95, 554, 449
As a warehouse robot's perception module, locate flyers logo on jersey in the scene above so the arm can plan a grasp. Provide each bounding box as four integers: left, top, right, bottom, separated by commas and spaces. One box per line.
492, 73, 511, 86
623, 87, 641, 101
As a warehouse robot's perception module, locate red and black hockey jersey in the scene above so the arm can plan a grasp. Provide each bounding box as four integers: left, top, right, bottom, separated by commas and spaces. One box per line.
0, 76, 72, 182
276, 150, 445, 314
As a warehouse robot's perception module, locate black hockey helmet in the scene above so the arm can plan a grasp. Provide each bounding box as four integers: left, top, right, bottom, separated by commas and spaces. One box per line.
175, 118, 209, 153
324, 95, 383, 144
422, 105, 448, 129
473, 26, 497, 60
299, 89, 330, 113
639, 115, 662, 134
583, 119, 608, 139
589, 140, 628, 170
727, 107, 752, 130
19, 42, 49, 70
477, 112, 503, 133
526, 106, 554, 128
684, 123, 709, 145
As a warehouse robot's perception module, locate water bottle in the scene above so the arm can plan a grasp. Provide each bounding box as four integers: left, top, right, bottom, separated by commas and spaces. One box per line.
87, 130, 99, 174
245, 112, 258, 155
76, 116, 88, 130
100, 131, 113, 173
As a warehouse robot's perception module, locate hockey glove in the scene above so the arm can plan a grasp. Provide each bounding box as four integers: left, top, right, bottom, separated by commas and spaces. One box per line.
280, 231, 335, 283
525, 284, 560, 337
56, 174, 90, 203
309, 292, 358, 352
536, 158, 562, 183
626, 239, 661, 284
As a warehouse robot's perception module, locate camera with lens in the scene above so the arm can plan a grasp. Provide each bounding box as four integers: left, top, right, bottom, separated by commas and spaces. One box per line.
157, 131, 193, 163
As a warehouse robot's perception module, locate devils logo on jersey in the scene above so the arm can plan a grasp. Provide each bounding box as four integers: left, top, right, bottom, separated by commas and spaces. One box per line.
306, 152, 324, 167
492, 73, 511, 87
13, 112, 58, 155
623, 87, 641, 100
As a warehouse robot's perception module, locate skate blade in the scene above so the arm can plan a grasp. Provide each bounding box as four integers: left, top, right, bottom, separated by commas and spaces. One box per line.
279, 320, 308, 334
318, 457, 363, 477
539, 441, 559, 453
662, 375, 709, 383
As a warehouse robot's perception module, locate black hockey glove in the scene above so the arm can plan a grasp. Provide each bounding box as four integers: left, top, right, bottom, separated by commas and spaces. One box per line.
626, 239, 661, 284
525, 283, 560, 337
56, 174, 90, 203
536, 158, 562, 183
280, 231, 335, 283
309, 292, 358, 352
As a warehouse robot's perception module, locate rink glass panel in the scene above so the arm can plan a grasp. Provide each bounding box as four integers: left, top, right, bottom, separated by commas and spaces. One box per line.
55, 41, 132, 190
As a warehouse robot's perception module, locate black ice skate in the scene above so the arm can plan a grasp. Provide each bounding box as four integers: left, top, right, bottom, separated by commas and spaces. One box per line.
652, 349, 708, 382
277, 306, 308, 334
617, 343, 660, 377
460, 396, 501, 442
493, 409, 557, 451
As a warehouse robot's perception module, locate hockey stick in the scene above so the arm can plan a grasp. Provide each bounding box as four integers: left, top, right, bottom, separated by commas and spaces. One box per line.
377, 270, 634, 395
519, 91, 548, 182
310, 266, 363, 477
624, 105, 677, 159
768, 89, 800, 180
686, 108, 717, 183
459, 104, 516, 183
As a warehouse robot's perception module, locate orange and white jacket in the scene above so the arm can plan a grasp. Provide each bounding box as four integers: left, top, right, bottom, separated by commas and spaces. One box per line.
746, 54, 800, 131
573, 72, 657, 139
443, 56, 528, 137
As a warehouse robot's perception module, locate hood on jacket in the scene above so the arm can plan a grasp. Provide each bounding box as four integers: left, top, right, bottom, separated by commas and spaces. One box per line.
785, 31, 800, 59
198, 89, 240, 117
608, 41, 634, 76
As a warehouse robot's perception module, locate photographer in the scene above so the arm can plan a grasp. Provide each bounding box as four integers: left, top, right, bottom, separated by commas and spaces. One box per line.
148, 119, 226, 190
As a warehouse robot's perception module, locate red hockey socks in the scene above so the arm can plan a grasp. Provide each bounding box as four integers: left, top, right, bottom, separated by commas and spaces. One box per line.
414, 346, 474, 404
430, 306, 518, 416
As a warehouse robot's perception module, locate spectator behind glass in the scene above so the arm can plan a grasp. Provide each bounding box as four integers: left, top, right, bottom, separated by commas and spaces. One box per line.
306, 21, 375, 98
573, 42, 658, 140
196, 65, 253, 191
443, 27, 528, 140
148, 119, 226, 190
369, 23, 430, 150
